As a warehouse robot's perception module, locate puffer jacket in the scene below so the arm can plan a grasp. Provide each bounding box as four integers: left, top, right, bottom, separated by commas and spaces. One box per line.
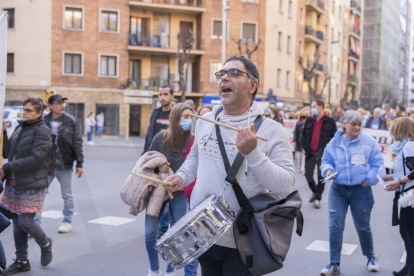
2, 119, 52, 191
320, 130, 384, 186
120, 151, 172, 216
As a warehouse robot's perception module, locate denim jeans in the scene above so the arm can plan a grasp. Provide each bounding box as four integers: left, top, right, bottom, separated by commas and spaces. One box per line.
35, 169, 74, 224
328, 183, 375, 264
400, 206, 414, 276
13, 213, 48, 261
198, 244, 252, 276
96, 126, 103, 136
305, 154, 325, 200
87, 126, 94, 141
158, 203, 170, 234
145, 192, 198, 275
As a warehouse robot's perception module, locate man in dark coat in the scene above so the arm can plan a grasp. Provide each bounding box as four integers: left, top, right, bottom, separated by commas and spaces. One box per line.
302, 100, 337, 209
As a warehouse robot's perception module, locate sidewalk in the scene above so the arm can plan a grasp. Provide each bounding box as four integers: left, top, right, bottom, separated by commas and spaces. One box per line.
83, 136, 145, 148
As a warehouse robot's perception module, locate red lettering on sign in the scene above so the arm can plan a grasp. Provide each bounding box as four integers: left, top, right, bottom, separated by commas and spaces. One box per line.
283, 122, 295, 128
380, 145, 388, 154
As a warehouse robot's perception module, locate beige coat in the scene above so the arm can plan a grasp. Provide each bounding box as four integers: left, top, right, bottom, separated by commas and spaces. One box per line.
120, 151, 172, 217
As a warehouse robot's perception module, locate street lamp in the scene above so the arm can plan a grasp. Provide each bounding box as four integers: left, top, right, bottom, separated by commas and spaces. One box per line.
222, 0, 230, 65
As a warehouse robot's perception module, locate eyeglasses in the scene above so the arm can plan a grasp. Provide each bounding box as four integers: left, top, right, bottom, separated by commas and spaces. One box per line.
215, 68, 252, 80
20, 108, 35, 114
346, 122, 362, 127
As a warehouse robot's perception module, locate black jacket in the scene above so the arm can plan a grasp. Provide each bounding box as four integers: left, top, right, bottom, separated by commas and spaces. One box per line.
366, 117, 384, 130
43, 113, 84, 169
2, 119, 52, 191
143, 107, 165, 154
293, 120, 305, 151
302, 115, 337, 158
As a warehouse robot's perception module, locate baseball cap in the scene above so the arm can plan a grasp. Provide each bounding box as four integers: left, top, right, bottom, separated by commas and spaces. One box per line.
48, 94, 68, 104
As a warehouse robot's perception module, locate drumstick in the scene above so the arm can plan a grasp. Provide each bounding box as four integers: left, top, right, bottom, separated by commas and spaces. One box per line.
191, 114, 268, 141
131, 173, 169, 186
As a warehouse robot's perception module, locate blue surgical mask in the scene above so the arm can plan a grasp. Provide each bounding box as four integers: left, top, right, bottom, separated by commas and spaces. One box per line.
311, 108, 319, 116
180, 119, 192, 131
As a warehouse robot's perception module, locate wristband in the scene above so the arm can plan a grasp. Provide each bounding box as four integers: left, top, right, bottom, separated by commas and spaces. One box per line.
399, 178, 405, 185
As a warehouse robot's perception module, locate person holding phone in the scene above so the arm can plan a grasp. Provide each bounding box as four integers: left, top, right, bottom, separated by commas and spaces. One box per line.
320, 110, 384, 275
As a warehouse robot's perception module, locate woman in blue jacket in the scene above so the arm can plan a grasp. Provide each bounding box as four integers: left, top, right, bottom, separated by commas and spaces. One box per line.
320, 110, 384, 276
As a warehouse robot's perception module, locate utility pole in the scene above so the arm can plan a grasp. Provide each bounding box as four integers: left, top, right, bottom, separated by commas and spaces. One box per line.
222, 0, 230, 65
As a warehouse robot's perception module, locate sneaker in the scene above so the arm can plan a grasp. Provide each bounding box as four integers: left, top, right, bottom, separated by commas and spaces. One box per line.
87, 141, 95, 145
2, 259, 31, 275
40, 237, 53, 266
58, 222, 73, 233
320, 263, 340, 276
367, 257, 379, 272
314, 199, 321, 209
147, 270, 162, 276
309, 193, 316, 202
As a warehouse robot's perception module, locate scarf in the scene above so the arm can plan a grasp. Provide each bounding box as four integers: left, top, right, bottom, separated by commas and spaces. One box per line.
390, 139, 410, 155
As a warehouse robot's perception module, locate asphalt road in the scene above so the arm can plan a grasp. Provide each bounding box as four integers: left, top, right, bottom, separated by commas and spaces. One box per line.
0, 145, 407, 276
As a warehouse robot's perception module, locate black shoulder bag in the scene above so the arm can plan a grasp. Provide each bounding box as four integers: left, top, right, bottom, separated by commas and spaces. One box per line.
214, 108, 304, 276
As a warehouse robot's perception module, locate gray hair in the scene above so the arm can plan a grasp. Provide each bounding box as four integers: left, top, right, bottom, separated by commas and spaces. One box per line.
373, 107, 381, 113
184, 99, 195, 109
342, 110, 362, 124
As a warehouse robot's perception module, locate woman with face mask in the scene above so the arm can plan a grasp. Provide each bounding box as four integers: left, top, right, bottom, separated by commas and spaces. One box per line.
146, 103, 197, 276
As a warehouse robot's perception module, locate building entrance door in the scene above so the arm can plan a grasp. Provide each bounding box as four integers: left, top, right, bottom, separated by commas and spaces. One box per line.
129, 105, 141, 136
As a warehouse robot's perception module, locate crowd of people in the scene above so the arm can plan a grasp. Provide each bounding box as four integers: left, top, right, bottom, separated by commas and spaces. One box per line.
0, 55, 414, 276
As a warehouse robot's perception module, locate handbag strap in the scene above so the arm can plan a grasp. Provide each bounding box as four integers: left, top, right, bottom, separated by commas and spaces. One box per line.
214, 107, 265, 234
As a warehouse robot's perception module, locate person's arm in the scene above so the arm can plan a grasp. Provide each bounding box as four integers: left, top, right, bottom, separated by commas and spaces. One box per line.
73, 120, 84, 168
330, 118, 338, 139
365, 140, 384, 186
241, 122, 295, 196
2, 127, 10, 159
320, 141, 336, 178
143, 111, 156, 154
3, 127, 52, 175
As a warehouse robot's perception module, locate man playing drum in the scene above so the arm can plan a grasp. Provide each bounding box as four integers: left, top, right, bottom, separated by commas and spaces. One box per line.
165, 55, 295, 276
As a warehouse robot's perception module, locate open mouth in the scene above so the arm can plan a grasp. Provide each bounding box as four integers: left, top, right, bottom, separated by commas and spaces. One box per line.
220, 87, 233, 95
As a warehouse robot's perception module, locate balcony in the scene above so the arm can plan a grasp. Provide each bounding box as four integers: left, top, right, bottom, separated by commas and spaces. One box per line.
349, 27, 361, 39
129, 0, 205, 14
128, 33, 204, 55
127, 77, 170, 91
305, 26, 324, 45
348, 50, 360, 62
347, 75, 359, 86
306, 0, 325, 15
350, 0, 362, 15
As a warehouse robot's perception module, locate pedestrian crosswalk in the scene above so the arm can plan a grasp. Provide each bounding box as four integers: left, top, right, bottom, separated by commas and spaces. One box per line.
87, 216, 136, 226
42, 210, 79, 219
306, 240, 358, 255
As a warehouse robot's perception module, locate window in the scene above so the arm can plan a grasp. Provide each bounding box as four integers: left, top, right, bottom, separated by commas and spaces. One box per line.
4, 8, 14, 28
278, 32, 283, 50
332, 1, 335, 15
7, 53, 14, 73
279, 0, 284, 13
331, 28, 334, 42
100, 9, 119, 32
288, 1, 293, 18
298, 41, 303, 56
64, 6, 83, 29
338, 32, 341, 43
286, 71, 291, 89
339, 6, 342, 21
337, 58, 340, 72
287, 36, 292, 54
130, 17, 150, 46
210, 61, 222, 82
300, 8, 304, 24
277, 69, 282, 87
99, 55, 118, 77
241, 22, 257, 42
212, 19, 229, 40
336, 84, 339, 98
63, 52, 82, 75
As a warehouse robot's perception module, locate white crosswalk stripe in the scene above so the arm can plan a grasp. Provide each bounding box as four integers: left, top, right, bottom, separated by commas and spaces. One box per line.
306, 240, 358, 256
42, 210, 78, 219
87, 216, 136, 226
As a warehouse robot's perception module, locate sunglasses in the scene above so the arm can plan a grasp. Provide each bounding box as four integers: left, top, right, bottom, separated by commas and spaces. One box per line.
215, 68, 252, 80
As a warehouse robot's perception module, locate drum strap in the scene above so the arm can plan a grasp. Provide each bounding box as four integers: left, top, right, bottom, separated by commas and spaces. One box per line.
214, 107, 266, 234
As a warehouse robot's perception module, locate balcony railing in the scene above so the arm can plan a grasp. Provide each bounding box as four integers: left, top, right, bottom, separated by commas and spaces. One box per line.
351, 0, 362, 13
348, 50, 360, 60
306, 0, 325, 14
349, 27, 361, 37
347, 75, 359, 85
127, 77, 170, 91
134, 0, 204, 7
305, 26, 324, 43
129, 33, 202, 51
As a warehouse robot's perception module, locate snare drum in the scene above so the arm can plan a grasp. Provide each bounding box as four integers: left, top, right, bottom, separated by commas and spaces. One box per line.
155, 194, 235, 269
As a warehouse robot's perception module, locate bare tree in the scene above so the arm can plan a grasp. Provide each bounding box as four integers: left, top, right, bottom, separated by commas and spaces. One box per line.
231, 38, 261, 59
298, 53, 330, 103
177, 29, 194, 102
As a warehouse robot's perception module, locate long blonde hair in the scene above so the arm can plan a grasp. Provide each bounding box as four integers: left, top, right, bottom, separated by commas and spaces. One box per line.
163, 103, 193, 153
